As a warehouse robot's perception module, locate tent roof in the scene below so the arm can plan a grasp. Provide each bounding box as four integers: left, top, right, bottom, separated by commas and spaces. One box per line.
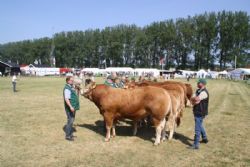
0, 60, 19, 68
197, 69, 207, 74
134, 68, 159, 72
230, 68, 250, 75
218, 70, 228, 75
105, 67, 134, 72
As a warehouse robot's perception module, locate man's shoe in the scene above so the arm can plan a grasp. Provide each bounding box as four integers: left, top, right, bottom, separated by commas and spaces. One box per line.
201, 139, 208, 144
188, 145, 199, 150
65, 136, 74, 141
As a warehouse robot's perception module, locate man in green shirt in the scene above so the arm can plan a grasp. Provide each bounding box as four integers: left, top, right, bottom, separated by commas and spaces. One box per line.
63, 76, 80, 141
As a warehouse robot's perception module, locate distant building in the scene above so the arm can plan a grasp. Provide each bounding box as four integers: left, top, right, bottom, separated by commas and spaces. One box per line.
0, 61, 20, 76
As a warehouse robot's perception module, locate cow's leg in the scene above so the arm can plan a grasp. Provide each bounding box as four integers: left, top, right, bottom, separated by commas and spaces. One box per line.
168, 114, 176, 140
104, 115, 113, 142
161, 121, 167, 142
133, 121, 138, 136
105, 126, 111, 142
111, 120, 116, 138
111, 125, 116, 138
153, 118, 166, 145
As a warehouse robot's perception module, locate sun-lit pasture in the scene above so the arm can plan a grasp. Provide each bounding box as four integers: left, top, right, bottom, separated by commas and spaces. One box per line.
0, 77, 249, 167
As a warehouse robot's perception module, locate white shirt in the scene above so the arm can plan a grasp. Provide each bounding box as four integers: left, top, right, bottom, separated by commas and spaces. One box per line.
12, 75, 17, 82
198, 91, 208, 100
64, 85, 71, 99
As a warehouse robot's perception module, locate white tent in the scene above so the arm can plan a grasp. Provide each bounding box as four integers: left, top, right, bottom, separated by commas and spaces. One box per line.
81, 68, 101, 75
229, 68, 250, 80
134, 68, 160, 77
20, 64, 60, 76
174, 70, 196, 78
105, 67, 134, 75
218, 70, 228, 75
207, 70, 219, 79
218, 70, 228, 79
197, 69, 208, 78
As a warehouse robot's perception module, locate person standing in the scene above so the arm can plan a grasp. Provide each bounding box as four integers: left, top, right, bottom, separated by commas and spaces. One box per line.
189, 79, 209, 149
104, 75, 115, 87
63, 76, 80, 141
12, 73, 17, 92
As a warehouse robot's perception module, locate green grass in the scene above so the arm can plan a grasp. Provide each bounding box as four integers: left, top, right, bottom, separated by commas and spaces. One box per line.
0, 77, 250, 167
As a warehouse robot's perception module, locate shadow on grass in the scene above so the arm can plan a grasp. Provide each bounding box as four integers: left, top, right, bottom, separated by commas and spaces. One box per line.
77, 120, 193, 146
172, 133, 193, 146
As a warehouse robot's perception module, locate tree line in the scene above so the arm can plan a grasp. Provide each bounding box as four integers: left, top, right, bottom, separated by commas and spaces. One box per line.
0, 11, 249, 70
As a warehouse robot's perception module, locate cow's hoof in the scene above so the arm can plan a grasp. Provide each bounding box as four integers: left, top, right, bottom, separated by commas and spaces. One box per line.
161, 138, 166, 142
111, 135, 116, 138
153, 142, 160, 146
104, 138, 110, 142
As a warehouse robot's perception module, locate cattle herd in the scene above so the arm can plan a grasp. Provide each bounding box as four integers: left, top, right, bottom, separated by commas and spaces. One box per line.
81, 80, 193, 145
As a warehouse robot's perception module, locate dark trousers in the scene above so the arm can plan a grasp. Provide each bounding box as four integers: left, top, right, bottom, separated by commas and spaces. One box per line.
194, 116, 207, 147
12, 82, 16, 92
65, 110, 75, 138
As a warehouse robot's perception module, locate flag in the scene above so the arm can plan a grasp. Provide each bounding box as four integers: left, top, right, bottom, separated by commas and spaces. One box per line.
159, 56, 165, 65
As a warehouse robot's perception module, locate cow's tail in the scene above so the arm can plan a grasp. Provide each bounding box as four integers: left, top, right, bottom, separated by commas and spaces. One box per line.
164, 90, 172, 117
176, 116, 181, 127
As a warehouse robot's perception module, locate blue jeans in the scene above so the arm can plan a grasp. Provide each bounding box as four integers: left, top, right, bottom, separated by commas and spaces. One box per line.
194, 116, 207, 147
65, 110, 75, 138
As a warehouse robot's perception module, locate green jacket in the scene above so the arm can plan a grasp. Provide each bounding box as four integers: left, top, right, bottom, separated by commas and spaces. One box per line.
64, 84, 80, 112
104, 80, 115, 87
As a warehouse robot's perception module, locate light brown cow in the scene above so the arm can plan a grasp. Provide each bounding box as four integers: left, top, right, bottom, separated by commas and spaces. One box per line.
82, 82, 172, 145
161, 81, 188, 105
127, 82, 184, 140
163, 81, 193, 106
137, 81, 187, 104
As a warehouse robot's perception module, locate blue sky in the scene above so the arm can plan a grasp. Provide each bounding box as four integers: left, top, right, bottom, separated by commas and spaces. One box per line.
0, 0, 249, 44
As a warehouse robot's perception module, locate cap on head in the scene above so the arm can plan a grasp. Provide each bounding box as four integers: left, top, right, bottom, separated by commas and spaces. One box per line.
107, 75, 114, 80
197, 78, 207, 85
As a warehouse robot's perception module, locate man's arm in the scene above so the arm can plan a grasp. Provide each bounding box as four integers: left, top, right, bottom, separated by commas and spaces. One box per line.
191, 91, 208, 105
65, 98, 75, 112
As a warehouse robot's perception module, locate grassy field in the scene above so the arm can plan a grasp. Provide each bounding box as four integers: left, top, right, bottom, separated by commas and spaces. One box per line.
0, 76, 250, 167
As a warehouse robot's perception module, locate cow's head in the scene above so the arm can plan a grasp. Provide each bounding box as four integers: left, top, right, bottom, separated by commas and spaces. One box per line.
81, 81, 96, 100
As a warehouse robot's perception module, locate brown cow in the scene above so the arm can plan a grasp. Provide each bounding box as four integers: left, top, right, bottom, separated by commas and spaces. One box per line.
137, 81, 187, 104
161, 81, 188, 105
127, 82, 184, 140
82, 82, 172, 145
163, 81, 193, 106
